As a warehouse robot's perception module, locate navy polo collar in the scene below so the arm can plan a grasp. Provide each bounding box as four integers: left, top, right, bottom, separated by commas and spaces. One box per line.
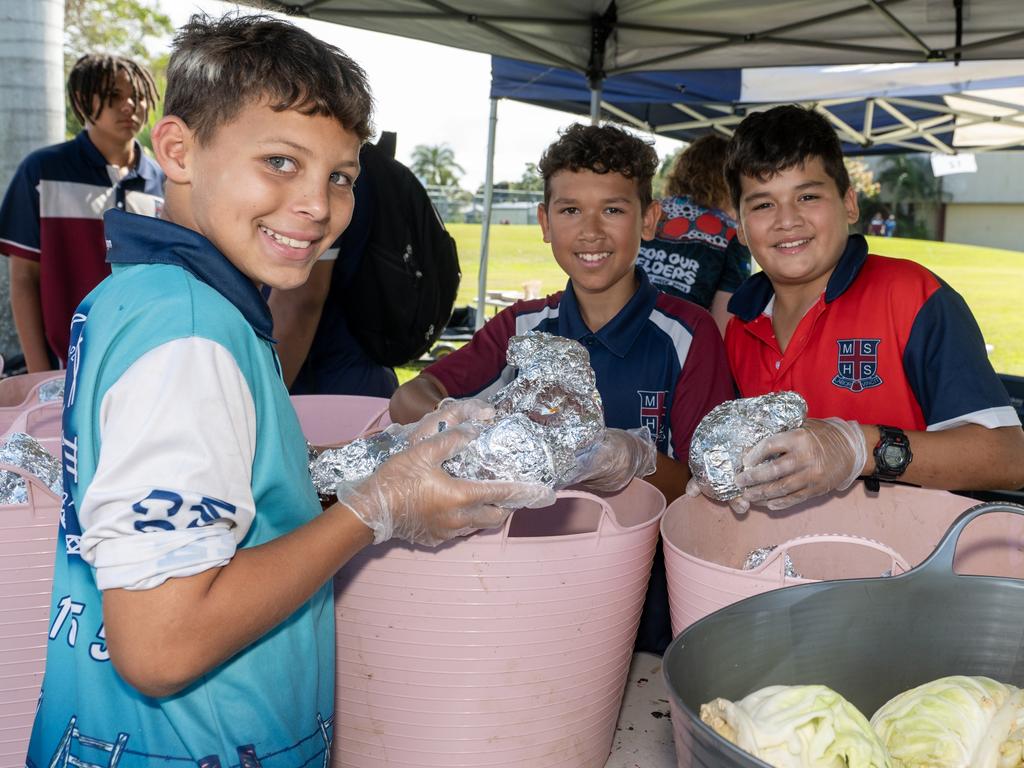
75, 130, 156, 183
558, 266, 659, 358
104, 209, 275, 341
728, 234, 869, 322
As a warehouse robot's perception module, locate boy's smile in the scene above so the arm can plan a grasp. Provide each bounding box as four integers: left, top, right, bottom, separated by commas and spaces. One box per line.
736, 155, 859, 295
162, 100, 361, 291
538, 169, 659, 319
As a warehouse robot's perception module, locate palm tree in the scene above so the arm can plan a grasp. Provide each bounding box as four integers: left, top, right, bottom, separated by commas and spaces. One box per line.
876, 154, 938, 218
409, 143, 465, 188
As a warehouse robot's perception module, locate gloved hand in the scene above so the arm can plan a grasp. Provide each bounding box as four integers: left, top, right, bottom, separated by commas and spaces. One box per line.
402, 397, 495, 444
684, 476, 753, 515
570, 427, 658, 493
733, 417, 868, 511
337, 422, 556, 547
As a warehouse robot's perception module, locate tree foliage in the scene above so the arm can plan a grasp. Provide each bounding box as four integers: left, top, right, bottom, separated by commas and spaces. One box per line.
409, 143, 465, 188
65, 0, 173, 65
654, 147, 683, 199
482, 162, 543, 195
516, 162, 543, 192
873, 154, 940, 239
63, 0, 173, 138
844, 158, 880, 199
877, 155, 939, 201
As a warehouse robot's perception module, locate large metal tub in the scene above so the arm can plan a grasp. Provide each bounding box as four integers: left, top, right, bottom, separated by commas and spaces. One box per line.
663, 502, 1024, 767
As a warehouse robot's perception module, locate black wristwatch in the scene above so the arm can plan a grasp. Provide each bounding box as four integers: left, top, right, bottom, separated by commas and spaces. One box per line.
870, 425, 913, 485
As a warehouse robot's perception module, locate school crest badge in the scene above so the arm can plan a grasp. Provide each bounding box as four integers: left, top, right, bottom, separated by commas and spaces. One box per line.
832, 338, 882, 393
637, 390, 667, 444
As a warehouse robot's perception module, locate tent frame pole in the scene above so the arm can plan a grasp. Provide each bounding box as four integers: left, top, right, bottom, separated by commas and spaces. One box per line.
589, 84, 602, 123
476, 97, 499, 330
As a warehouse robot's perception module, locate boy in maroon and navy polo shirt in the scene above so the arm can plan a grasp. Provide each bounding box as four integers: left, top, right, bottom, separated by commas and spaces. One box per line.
391, 124, 735, 654
703, 105, 1024, 513
0, 54, 163, 371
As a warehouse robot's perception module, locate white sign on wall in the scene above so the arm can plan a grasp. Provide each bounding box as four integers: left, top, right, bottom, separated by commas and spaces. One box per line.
930, 153, 978, 177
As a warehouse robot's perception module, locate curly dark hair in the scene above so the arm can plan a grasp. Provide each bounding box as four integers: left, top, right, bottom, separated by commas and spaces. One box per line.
67, 54, 158, 128
538, 123, 658, 208
164, 13, 374, 144
724, 105, 850, 212
666, 134, 731, 210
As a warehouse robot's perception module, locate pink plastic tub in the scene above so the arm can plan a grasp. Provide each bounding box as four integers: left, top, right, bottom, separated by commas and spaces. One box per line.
288, 394, 666, 766
331, 482, 665, 767
0, 373, 62, 434
0, 462, 60, 767
3, 402, 62, 459
661, 484, 1019, 635
291, 394, 390, 447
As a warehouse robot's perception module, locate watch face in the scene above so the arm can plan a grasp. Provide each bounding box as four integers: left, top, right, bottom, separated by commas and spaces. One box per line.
882, 444, 906, 468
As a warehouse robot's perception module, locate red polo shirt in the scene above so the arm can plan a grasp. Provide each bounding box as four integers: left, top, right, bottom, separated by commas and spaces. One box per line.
725, 235, 1018, 431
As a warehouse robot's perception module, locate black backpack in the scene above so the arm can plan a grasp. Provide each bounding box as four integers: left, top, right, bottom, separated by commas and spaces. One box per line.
343, 133, 461, 367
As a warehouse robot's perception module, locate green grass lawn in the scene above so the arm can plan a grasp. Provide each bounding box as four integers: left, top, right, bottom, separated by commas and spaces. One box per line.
863, 236, 1024, 376
398, 225, 1024, 382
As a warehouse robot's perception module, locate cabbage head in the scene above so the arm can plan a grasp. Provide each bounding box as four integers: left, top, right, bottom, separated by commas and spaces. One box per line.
870, 675, 1024, 768
700, 684, 892, 768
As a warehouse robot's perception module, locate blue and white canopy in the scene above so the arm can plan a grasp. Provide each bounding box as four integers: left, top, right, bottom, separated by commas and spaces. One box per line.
491, 56, 1024, 154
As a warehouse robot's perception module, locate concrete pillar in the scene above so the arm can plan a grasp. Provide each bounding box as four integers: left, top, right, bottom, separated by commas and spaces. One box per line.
0, 0, 65, 367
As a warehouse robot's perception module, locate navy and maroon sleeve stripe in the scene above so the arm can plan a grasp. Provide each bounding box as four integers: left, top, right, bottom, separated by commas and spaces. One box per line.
424, 304, 519, 398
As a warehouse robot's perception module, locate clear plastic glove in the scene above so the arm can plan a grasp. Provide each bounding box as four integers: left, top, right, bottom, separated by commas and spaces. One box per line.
337, 422, 556, 547
733, 417, 867, 511
684, 476, 752, 515
570, 427, 658, 493
403, 397, 494, 444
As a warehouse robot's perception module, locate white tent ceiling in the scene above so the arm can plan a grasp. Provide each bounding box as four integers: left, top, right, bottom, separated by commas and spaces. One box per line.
246, 0, 1024, 327
255, 0, 1024, 78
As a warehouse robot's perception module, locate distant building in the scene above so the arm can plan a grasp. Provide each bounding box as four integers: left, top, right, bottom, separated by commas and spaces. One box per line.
864, 152, 1024, 251
486, 201, 539, 225
939, 152, 1024, 252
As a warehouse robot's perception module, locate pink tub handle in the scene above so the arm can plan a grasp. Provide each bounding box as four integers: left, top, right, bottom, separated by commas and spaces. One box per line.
498, 488, 619, 550
5, 400, 62, 436
749, 533, 912, 584
356, 406, 391, 438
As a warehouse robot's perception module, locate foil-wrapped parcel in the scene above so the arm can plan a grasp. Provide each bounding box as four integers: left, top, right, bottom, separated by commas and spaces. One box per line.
310, 332, 605, 500
742, 545, 801, 578
447, 332, 605, 486
37, 377, 65, 404
0, 432, 62, 505
688, 391, 807, 501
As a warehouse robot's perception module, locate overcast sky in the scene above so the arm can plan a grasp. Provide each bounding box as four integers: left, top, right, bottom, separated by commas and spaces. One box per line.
157, 1, 680, 191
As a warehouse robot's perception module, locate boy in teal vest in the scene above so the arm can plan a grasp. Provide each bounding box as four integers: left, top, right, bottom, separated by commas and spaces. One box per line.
28, 14, 551, 766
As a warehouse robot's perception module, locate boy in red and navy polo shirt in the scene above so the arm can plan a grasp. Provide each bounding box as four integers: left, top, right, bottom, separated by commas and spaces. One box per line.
391, 124, 735, 654
0, 54, 163, 371
706, 105, 1024, 512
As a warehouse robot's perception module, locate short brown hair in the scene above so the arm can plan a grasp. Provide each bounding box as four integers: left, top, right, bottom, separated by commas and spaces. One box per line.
725, 105, 850, 212
538, 123, 658, 209
68, 54, 158, 127
164, 13, 374, 144
666, 134, 731, 210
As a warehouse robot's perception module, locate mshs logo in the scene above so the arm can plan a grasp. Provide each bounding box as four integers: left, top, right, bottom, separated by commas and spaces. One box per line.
637, 390, 667, 445
832, 338, 882, 392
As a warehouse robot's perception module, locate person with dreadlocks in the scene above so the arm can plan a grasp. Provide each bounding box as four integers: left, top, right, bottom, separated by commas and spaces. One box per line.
0, 53, 164, 371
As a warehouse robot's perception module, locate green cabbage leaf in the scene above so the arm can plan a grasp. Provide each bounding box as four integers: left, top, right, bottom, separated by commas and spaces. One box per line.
870, 676, 1024, 768
700, 684, 892, 768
